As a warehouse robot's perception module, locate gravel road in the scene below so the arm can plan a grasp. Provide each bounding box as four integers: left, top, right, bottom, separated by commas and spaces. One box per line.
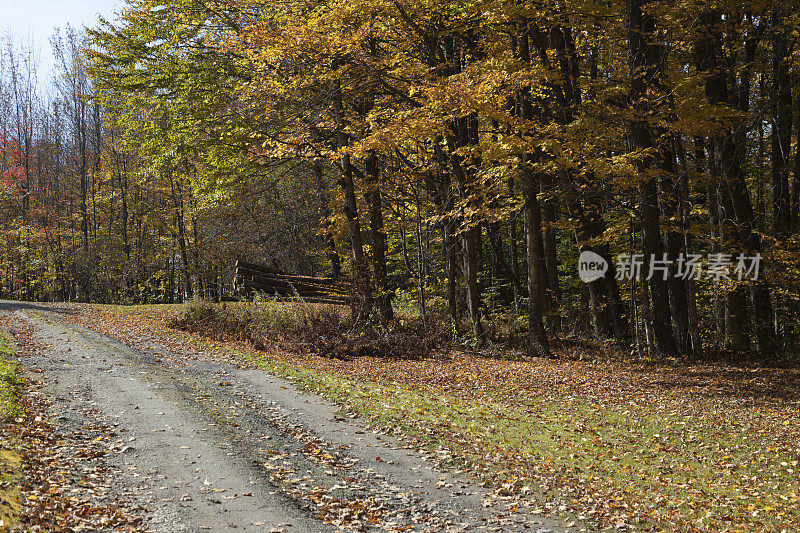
1, 301, 573, 533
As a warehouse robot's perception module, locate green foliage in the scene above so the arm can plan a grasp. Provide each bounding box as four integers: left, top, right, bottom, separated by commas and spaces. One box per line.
251, 294, 297, 332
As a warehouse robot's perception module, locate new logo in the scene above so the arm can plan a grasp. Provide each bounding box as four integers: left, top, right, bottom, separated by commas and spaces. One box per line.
578, 250, 608, 283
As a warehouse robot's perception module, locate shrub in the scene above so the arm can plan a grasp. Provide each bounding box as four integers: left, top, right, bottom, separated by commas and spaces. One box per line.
171, 296, 439, 360
184, 297, 218, 323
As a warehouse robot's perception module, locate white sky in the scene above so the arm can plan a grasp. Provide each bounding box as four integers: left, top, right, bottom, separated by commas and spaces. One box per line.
2, 0, 123, 88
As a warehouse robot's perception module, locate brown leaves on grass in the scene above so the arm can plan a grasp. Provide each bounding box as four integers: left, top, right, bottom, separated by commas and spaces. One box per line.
0, 394, 143, 533
10, 403, 143, 532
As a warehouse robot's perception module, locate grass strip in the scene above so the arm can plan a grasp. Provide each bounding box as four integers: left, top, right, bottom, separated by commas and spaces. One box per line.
0, 332, 22, 530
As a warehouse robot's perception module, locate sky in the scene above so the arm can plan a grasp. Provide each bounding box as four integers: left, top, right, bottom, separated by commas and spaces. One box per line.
2, 0, 123, 87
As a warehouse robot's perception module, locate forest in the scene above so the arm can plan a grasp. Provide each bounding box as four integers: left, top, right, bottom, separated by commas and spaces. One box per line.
2, 0, 800, 361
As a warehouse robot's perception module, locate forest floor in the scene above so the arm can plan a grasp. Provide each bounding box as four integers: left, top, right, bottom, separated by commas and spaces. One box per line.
0, 301, 572, 533
1, 306, 800, 531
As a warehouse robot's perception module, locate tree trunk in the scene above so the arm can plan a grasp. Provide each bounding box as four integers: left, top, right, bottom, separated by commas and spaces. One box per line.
771, 11, 792, 229
696, 11, 776, 357
365, 154, 394, 320
794, 79, 800, 222
508, 177, 521, 310
314, 160, 342, 278
339, 152, 373, 318
333, 78, 373, 318
429, 151, 460, 326
488, 222, 520, 302
518, 19, 549, 357
169, 173, 193, 300
540, 173, 561, 334
627, 0, 677, 355
524, 168, 550, 357
79, 106, 90, 301
725, 286, 752, 352
447, 128, 485, 342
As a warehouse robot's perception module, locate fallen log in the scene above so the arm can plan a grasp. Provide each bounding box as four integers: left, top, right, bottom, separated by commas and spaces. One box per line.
233, 261, 355, 305
236, 262, 353, 291
239, 284, 351, 305
239, 279, 352, 303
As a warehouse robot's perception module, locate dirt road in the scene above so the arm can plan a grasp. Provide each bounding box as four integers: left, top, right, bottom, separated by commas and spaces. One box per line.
2, 301, 572, 532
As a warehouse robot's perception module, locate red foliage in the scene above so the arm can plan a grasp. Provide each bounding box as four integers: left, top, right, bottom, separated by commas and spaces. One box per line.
0, 135, 25, 193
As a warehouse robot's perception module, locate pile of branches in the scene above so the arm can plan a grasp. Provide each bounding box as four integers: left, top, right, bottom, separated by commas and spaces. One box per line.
233, 261, 355, 306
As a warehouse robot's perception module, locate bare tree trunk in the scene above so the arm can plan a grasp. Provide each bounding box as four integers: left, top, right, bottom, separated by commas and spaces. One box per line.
449, 157, 484, 341
663, 183, 690, 354
540, 174, 561, 334
441, 159, 459, 326
332, 77, 373, 318
696, 11, 776, 357
169, 172, 192, 299
167, 243, 176, 304
313, 160, 341, 278
487, 222, 520, 302
508, 177, 521, 311
523, 168, 550, 357
447, 114, 485, 343
674, 136, 704, 360
793, 78, 800, 222
444, 210, 459, 327
568, 193, 629, 343
79, 105, 90, 300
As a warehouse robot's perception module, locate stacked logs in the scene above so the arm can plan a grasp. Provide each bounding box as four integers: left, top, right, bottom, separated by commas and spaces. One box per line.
233, 261, 355, 305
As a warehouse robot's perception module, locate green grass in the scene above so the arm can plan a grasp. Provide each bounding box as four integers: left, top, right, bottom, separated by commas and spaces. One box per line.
0, 333, 21, 421
0, 447, 21, 530
0, 331, 22, 530
79, 302, 185, 314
